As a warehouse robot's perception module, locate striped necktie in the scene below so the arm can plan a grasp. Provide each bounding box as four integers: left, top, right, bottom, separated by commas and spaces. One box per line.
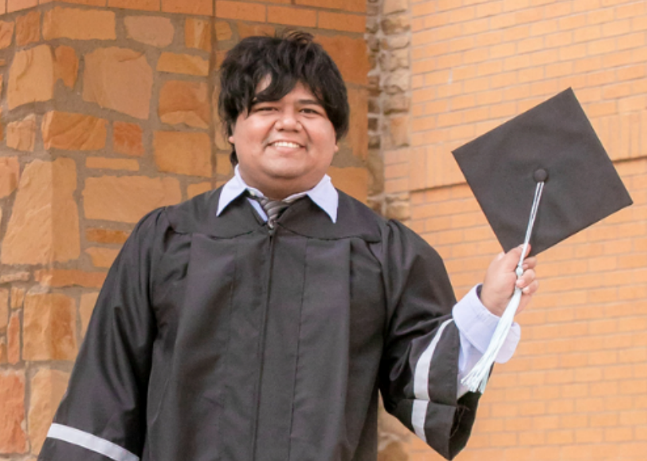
256, 196, 290, 229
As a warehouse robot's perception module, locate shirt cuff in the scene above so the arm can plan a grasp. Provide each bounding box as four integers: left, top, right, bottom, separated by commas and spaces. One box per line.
452, 284, 521, 364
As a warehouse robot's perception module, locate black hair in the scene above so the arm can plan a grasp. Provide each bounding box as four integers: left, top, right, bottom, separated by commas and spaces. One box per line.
218, 31, 350, 166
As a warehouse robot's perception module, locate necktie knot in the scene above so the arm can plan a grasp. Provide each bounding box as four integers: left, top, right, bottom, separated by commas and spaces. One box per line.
248, 192, 293, 229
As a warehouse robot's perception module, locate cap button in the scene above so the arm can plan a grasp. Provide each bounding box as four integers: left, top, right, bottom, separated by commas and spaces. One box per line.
533, 168, 548, 182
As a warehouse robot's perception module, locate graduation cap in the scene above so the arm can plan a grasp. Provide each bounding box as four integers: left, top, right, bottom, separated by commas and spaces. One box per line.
452, 88, 633, 392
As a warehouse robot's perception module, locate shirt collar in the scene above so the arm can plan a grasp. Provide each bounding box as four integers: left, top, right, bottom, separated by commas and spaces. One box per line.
217, 166, 338, 223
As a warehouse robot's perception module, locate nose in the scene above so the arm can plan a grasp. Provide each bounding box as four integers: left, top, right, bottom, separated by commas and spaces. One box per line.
275, 108, 302, 131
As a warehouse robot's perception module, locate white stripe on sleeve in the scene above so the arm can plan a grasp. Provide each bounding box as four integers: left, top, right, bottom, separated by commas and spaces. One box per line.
411, 318, 454, 443
47, 424, 139, 461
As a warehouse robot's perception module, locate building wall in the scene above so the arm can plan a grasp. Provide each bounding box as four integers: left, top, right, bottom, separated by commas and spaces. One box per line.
0, 1, 371, 458
384, 0, 647, 459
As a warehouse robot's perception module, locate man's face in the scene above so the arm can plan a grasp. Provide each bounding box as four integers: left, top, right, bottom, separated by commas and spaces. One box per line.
229, 81, 339, 199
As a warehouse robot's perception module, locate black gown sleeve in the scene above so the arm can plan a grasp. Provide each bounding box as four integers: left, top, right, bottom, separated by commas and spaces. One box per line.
38, 209, 168, 461
378, 220, 480, 460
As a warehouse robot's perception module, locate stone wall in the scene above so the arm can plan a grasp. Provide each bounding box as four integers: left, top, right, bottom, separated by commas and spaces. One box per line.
0, 1, 371, 458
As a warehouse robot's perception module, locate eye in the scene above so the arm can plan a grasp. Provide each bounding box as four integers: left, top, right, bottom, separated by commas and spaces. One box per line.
301, 107, 323, 116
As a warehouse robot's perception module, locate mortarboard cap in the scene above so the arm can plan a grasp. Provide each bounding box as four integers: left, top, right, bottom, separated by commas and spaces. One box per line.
452, 88, 633, 256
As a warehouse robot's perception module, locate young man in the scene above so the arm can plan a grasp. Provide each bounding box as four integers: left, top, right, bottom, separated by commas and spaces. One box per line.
39, 32, 537, 461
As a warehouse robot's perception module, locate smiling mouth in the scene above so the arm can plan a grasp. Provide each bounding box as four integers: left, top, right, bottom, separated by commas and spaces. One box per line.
270, 141, 303, 148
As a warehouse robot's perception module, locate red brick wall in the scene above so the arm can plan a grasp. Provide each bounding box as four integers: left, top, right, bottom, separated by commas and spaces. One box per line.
0, 1, 370, 458
388, 1, 647, 460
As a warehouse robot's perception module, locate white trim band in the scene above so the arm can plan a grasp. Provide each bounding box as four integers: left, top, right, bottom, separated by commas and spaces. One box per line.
411, 318, 454, 442
47, 424, 139, 461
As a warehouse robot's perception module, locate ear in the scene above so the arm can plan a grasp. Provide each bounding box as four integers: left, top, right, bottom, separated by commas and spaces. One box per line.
228, 135, 235, 144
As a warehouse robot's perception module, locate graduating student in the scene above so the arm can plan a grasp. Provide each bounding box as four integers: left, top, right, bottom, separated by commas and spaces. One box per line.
39, 32, 538, 461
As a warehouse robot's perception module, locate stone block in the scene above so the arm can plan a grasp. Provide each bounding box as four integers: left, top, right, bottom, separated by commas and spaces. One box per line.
80, 292, 99, 337
0, 21, 14, 49
28, 369, 70, 455
0, 339, 5, 364
214, 20, 232, 41
83, 175, 181, 223
113, 122, 145, 157
125, 16, 174, 48
42, 111, 107, 151
237, 22, 274, 39
0, 288, 8, 331
388, 115, 409, 147
23, 293, 77, 361
383, 0, 408, 15
327, 166, 369, 203
7, 115, 36, 152
0, 371, 27, 454
83, 47, 153, 120
384, 69, 409, 93
381, 15, 409, 35
315, 34, 369, 85
215, 153, 232, 176
157, 52, 209, 76
35, 270, 106, 289
43, 7, 116, 41
86, 247, 119, 268
1, 158, 80, 265
159, 80, 210, 129
86, 157, 139, 171
86, 228, 130, 244
344, 87, 369, 160
54, 45, 78, 88
7, 314, 20, 364
187, 182, 212, 199
10, 287, 25, 310
108, 0, 159, 11
8, 0, 37, 12
384, 94, 409, 114
0, 272, 30, 284
15, 10, 40, 46
162, 0, 212, 15
185, 18, 210, 52
0, 157, 20, 198
154, 131, 212, 177
8, 44, 54, 109
381, 35, 409, 50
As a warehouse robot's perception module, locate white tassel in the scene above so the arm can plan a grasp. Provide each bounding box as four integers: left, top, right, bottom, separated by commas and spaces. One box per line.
461, 181, 545, 393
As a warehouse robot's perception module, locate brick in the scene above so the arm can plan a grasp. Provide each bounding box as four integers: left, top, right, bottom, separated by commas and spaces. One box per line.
157, 52, 209, 76
83, 175, 181, 223
108, 0, 160, 10
0, 272, 30, 284
159, 80, 210, 129
162, 0, 212, 15
42, 111, 107, 150
215, 20, 233, 41
315, 35, 370, 85
343, 87, 368, 159
186, 18, 211, 52
0, 371, 27, 453
86, 157, 139, 171
113, 122, 145, 157
23, 293, 77, 361
383, 0, 408, 15
0, 289, 7, 331
35, 269, 106, 289
187, 181, 212, 199
83, 47, 153, 120
268, 6, 316, 27
237, 21, 275, 39
43, 7, 116, 41
327, 167, 368, 203
0, 20, 14, 49
80, 292, 100, 337
216, 1, 266, 22
154, 131, 212, 177
28, 369, 70, 453
1, 158, 80, 265
125, 16, 174, 48
86, 228, 130, 244
15, 10, 40, 46
0, 157, 20, 198
54, 45, 79, 89
10, 287, 25, 310
318, 11, 365, 33
215, 153, 233, 176
7, 115, 36, 152
8, 44, 54, 109
7, 0, 37, 12
86, 247, 120, 268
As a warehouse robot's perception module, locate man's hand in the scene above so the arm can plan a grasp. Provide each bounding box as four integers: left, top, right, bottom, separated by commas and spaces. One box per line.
480, 245, 538, 317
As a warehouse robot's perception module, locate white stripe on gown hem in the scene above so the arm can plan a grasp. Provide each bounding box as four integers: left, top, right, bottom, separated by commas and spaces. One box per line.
47, 424, 139, 461
411, 318, 454, 443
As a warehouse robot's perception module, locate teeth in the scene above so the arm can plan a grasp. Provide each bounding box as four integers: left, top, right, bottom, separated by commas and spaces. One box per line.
272, 141, 300, 148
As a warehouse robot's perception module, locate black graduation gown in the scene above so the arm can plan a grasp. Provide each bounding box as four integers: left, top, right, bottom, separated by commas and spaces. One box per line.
39, 188, 481, 461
